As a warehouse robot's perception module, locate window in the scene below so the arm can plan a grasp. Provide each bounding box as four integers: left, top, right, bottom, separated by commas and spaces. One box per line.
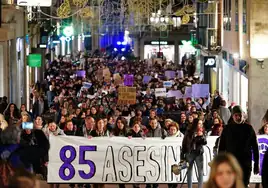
243, 0, 247, 33
223, 0, 232, 31
229, 53, 234, 65
222, 50, 228, 61
235, 0, 238, 31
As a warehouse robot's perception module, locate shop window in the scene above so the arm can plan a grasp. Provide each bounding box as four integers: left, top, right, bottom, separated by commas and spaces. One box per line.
239, 60, 247, 74
222, 50, 227, 61
235, 0, 239, 31
243, 0, 247, 33
223, 0, 232, 31
229, 53, 234, 65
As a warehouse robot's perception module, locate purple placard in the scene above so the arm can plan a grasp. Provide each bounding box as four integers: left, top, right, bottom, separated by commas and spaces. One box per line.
167, 90, 183, 99
184, 87, 192, 98
124, 74, 134, 86
165, 71, 176, 79
76, 70, 86, 78
255, 135, 268, 176
177, 70, 184, 78
192, 84, 210, 98
143, 75, 152, 84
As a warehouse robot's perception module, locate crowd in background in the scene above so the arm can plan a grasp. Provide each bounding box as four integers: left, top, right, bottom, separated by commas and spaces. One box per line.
0, 52, 267, 188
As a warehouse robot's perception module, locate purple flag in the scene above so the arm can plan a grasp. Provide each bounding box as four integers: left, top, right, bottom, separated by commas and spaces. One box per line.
192, 84, 210, 98
124, 74, 134, 86
165, 71, 176, 79
76, 70, 86, 78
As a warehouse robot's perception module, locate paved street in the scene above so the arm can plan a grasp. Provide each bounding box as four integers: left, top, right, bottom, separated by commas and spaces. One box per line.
40, 182, 262, 188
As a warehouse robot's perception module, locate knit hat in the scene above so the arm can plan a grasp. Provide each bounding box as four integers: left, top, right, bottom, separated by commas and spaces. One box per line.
232, 105, 243, 115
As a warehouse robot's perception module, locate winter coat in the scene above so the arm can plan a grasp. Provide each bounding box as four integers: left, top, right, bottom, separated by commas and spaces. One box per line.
181, 130, 207, 159
42, 124, 65, 137
127, 130, 143, 137
218, 121, 259, 167
146, 125, 167, 138
0, 129, 49, 170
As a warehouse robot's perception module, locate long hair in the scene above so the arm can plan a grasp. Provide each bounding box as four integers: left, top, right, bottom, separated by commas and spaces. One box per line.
205, 153, 245, 188
113, 116, 127, 136
3, 103, 21, 119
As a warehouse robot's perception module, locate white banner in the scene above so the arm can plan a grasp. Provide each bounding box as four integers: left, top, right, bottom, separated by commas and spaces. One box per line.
155, 88, 167, 97
48, 136, 267, 183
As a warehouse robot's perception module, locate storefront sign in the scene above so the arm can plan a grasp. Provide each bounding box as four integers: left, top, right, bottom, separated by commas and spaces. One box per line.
151, 41, 168, 45
27, 54, 41, 67
204, 56, 216, 68
48, 136, 267, 183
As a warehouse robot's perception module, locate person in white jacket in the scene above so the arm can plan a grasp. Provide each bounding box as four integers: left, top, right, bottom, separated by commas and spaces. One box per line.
42, 120, 65, 137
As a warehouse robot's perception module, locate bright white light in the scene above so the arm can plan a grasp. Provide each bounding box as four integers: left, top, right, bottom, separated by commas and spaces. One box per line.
160, 17, 165, 23
121, 41, 127, 45
117, 41, 122, 45
125, 30, 129, 35
65, 37, 71, 42
114, 48, 118, 51
155, 17, 160, 23
165, 16, 169, 23
121, 48, 126, 52
157, 10, 161, 15
233, 53, 240, 59
60, 36, 66, 41
121, 56, 126, 60
150, 17, 155, 23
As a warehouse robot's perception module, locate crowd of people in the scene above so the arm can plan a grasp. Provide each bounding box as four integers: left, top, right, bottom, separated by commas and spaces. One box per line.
0, 52, 267, 188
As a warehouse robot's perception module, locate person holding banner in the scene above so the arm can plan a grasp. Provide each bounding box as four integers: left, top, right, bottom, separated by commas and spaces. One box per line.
146, 118, 167, 188
181, 118, 207, 188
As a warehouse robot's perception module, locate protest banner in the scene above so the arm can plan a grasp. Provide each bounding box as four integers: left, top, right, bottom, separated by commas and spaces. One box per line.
103, 68, 111, 83
167, 90, 183, 99
124, 74, 134, 86
143, 76, 152, 84
165, 71, 176, 79
177, 70, 184, 79
163, 81, 173, 88
192, 84, 210, 98
118, 87, 136, 105
184, 86, 192, 98
48, 135, 267, 183
155, 88, 167, 97
76, 70, 86, 78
